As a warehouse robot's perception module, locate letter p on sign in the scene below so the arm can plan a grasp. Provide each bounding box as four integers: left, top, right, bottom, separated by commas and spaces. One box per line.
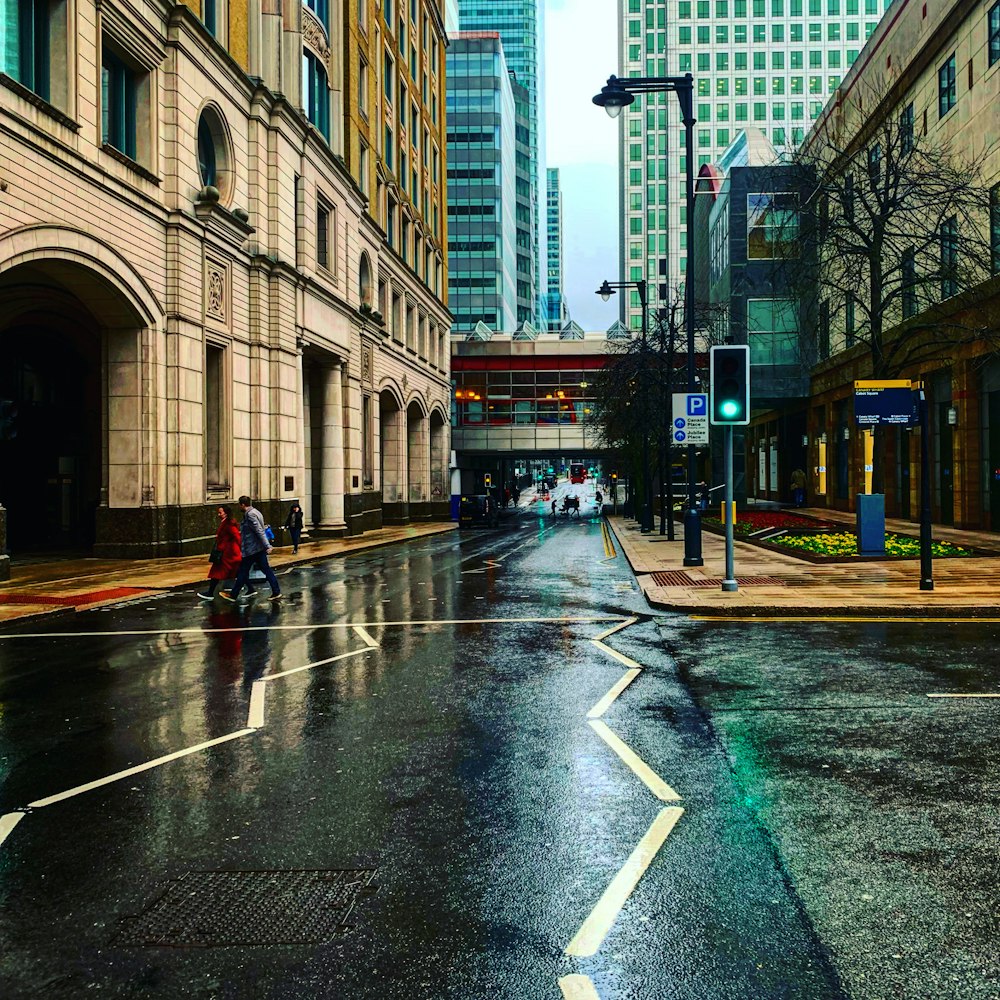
688, 395, 707, 416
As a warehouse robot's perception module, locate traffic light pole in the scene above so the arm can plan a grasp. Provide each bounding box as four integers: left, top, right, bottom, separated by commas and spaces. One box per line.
722, 424, 737, 592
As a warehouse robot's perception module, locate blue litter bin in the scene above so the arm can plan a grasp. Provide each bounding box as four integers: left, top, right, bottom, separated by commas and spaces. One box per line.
856, 493, 886, 556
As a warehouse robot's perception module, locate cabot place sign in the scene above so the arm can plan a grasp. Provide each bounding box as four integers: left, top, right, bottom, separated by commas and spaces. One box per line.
853, 379, 917, 426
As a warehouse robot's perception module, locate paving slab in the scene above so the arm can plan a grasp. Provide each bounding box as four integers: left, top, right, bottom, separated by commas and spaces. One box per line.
606, 513, 1000, 617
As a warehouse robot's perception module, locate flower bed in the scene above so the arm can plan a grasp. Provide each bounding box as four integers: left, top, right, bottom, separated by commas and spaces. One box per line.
770, 531, 971, 558
701, 510, 838, 536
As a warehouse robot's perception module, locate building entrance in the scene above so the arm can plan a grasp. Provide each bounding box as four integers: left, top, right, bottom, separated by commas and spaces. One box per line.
0, 323, 101, 552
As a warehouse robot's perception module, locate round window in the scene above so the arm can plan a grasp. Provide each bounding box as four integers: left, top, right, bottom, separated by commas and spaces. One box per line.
198, 115, 217, 189
195, 105, 232, 203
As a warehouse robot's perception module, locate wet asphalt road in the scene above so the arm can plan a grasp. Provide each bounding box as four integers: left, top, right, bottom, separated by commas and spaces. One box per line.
0, 481, 997, 999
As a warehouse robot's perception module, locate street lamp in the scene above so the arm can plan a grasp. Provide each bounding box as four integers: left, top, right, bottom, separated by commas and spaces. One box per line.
596, 278, 653, 534
594, 73, 703, 566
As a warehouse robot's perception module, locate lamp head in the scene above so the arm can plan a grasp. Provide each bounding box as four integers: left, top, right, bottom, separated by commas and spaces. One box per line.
596, 279, 615, 302
592, 77, 634, 118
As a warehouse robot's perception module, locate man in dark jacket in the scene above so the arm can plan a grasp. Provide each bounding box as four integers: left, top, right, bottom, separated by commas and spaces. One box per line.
220, 496, 282, 603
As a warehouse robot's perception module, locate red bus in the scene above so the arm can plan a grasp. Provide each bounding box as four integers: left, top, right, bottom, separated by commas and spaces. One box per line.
570, 463, 586, 484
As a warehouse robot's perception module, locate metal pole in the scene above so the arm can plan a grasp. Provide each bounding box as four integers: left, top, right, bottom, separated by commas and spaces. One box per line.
679, 76, 703, 566
919, 387, 934, 591
640, 281, 652, 533
722, 424, 737, 591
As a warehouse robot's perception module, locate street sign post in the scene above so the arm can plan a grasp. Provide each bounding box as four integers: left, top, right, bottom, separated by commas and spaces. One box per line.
853, 380, 916, 426
671, 393, 709, 445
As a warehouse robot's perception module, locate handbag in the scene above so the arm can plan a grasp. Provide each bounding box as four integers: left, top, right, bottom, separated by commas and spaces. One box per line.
209, 546, 223, 565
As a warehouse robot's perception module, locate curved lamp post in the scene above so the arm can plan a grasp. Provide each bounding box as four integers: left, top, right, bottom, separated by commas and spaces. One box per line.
597, 278, 652, 534
594, 73, 703, 566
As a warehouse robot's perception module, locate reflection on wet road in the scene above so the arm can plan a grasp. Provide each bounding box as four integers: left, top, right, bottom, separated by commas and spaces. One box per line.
0, 485, 996, 999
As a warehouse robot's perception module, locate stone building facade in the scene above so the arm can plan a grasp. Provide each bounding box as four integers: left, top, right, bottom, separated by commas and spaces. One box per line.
0, 0, 452, 567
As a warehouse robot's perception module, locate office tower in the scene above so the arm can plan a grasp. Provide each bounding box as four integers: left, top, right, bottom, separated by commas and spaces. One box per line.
458, 0, 545, 325
545, 168, 569, 330
446, 33, 519, 333
618, 0, 891, 330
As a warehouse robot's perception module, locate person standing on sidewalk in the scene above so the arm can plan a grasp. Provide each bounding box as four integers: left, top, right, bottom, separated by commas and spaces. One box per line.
284, 503, 304, 554
791, 468, 807, 508
198, 506, 242, 599
220, 496, 282, 603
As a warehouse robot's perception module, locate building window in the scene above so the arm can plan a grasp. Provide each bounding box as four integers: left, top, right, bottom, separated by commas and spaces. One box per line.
938, 53, 957, 118
747, 192, 799, 258
991, 2, 1000, 67
818, 299, 830, 357
205, 343, 228, 488
902, 247, 917, 318
306, 0, 329, 29
991, 184, 1000, 274
359, 142, 369, 196
940, 216, 958, 298
101, 45, 139, 160
747, 299, 798, 365
198, 114, 217, 188
317, 199, 332, 271
0, 0, 62, 103
362, 393, 373, 487
900, 101, 914, 154
302, 50, 330, 140
359, 57, 368, 115
867, 143, 881, 185
384, 51, 393, 103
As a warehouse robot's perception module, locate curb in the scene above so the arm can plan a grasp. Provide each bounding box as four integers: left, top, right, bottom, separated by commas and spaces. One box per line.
604, 516, 1000, 621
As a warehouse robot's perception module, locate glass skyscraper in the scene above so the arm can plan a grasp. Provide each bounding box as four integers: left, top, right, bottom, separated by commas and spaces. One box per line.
446, 34, 519, 333
544, 167, 568, 330
458, 0, 545, 325
618, 0, 892, 330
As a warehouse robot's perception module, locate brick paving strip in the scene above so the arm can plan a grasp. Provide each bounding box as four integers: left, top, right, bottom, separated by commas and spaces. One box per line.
0, 523, 458, 625
605, 511, 1000, 617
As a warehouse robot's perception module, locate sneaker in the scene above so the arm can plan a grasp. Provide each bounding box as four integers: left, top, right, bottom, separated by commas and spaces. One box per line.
218, 591, 236, 602
268, 593, 282, 602
197, 591, 214, 601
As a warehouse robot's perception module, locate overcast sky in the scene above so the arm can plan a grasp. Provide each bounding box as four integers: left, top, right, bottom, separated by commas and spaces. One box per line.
544, 0, 620, 331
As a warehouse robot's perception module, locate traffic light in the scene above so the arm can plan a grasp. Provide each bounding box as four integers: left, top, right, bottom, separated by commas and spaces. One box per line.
709, 345, 750, 425
484, 473, 492, 488
610, 471, 618, 481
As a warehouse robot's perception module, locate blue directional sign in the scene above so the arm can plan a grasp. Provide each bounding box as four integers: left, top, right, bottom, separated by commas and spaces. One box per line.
854, 380, 917, 426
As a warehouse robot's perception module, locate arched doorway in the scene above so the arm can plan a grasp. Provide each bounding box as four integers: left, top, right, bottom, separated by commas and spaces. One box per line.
0, 252, 149, 555
407, 400, 428, 519
379, 388, 406, 523
429, 408, 448, 518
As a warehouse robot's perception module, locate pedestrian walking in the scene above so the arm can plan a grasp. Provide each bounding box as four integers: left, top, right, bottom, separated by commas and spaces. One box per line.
284, 503, 304, 553
198, 505, 242, 599
551, 498, 557, 516
791, 468, 807, 508
220, 496, 282, 603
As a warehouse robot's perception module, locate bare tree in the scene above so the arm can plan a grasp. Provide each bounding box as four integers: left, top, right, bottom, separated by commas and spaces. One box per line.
785, 82, 1000, 490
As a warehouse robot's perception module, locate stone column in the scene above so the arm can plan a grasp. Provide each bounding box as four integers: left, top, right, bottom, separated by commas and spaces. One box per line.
295, 343, 306, 509
319, 362, 346, 531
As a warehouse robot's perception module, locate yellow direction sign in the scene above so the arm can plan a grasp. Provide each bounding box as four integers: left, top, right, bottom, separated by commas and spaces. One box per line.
854, 379, 911, 389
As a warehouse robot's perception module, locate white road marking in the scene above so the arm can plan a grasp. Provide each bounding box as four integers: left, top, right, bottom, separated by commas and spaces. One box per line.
27, 729, 255, 809
587, 669, 642, 720
591, 640, 641, 671
0, 812, 26, 847
559, 974, 602, 1000
263, 647, 371, 681
565, 806, 685, 958
927, 693, 1000, 699
591, 617, 639, 643
352, 625, 380, 648
589, 720, 681, 802
248, 680, 266, 728
0, 615, 629, 641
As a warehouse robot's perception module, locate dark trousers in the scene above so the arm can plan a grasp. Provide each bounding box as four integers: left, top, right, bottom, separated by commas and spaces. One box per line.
230, 551, 280, 598
289, 528, 301, 551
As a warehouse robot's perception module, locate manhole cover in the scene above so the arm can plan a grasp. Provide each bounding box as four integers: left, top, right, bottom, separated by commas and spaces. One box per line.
114, 869, 377, 947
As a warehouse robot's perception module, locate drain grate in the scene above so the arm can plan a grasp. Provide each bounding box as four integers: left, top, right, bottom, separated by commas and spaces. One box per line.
650, 571, 787, 587
114, 869, 377, 948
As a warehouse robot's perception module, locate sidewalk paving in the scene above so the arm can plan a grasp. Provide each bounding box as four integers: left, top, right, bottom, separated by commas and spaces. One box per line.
606, 509, 1000, 617
0, 522, 457, 625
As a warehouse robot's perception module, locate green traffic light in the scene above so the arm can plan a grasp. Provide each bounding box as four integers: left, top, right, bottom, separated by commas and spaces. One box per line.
720, 400, 740, 418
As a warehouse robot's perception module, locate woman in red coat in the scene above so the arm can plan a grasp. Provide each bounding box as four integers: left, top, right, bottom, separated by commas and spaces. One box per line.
198, 506, 243, 599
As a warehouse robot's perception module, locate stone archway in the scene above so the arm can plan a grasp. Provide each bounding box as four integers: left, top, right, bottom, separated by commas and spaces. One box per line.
379, 387, 406, 523
406, 399, 429, 520
0, 250, 153, 554
428, 407, 449, 518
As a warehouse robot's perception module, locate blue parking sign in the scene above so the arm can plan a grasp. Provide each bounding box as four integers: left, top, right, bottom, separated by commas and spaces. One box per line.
687, 394, 707, 416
